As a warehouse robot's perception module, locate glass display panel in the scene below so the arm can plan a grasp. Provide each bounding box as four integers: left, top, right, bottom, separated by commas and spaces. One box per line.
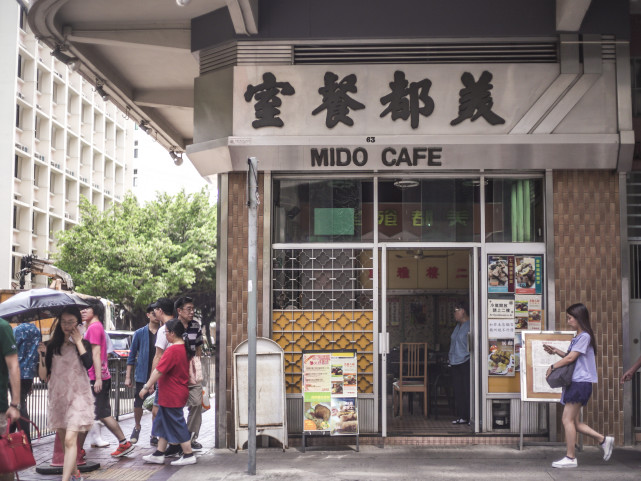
273, 179, 373, 243
485, 179, 544, 243
377, 179, 479, 242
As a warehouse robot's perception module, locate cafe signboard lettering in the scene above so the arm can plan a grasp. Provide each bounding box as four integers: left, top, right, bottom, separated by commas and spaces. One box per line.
234, 64, 558, 137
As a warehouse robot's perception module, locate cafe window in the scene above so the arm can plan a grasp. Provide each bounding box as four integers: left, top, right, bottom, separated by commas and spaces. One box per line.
273, 179, 373, 243
485, 178, 544, 243
378, 179, 480, 242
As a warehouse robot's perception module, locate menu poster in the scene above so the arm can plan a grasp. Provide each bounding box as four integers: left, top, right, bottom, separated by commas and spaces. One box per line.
303, 353, 332, 432
303, 353, 331, 395
530, 339, 570, 394
515, 256, 542, 294
521, 332, 575, 402
488, 318, 515, 339
514, 295, 543, 330
334, 353, 358, 397
303, 350, 358, 435
528, 310, 543, 331
488, 256, 514, 293
488, 299, 515, 319
488, 339, 516, 377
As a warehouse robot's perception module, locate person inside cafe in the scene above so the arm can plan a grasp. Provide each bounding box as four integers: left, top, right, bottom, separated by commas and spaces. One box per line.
449, 300, 470, 425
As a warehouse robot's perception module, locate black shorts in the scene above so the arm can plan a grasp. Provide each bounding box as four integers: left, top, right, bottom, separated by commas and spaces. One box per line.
134, 382, 146, 408
90, 378, 113, 420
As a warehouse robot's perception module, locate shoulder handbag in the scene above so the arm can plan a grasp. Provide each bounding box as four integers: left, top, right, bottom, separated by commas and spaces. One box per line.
0, 418, 40, 476
546, 356, 576, 389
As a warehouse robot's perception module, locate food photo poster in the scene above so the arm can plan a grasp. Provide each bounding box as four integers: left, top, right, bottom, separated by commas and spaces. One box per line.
303, 351, 359, 435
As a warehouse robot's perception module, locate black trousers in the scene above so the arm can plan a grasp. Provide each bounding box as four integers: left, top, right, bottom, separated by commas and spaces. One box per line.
451, 360, 470, 421
11, 379, 33, 446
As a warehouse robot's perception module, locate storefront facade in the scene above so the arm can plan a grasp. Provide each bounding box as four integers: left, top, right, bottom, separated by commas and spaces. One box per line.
184, 1, 633, 447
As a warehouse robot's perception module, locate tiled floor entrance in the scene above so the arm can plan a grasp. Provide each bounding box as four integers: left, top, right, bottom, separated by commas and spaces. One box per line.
386, 394, 473, 436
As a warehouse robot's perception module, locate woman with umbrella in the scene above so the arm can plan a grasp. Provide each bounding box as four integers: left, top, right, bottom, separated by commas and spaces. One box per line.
37, 306, 95, 481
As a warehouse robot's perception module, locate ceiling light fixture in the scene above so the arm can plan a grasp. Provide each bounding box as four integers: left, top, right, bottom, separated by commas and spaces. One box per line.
138, 120, 151, 134
169, 150, 183, 166
393, 179, 419, 189
50, 45, 79, 71
462, 179, 489, 187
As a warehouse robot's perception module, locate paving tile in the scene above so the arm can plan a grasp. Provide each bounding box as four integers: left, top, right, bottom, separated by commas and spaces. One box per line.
18, 402, 216, 481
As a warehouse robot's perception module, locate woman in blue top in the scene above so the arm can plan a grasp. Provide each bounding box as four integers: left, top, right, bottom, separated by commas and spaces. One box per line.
449, 300, 471, 424
543, 303, 614, 469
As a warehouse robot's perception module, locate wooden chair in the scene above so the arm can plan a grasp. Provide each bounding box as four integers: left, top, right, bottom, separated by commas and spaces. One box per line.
392, 342, 428, 417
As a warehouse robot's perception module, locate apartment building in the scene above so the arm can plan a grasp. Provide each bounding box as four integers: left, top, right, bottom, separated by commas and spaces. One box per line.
0, 2, 134, 289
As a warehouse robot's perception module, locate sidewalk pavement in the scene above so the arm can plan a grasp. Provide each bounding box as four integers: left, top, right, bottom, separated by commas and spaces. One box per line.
19, 406, 641, 481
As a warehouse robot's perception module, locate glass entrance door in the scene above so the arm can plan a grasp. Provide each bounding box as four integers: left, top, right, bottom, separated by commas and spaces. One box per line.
381, 245, 476, 436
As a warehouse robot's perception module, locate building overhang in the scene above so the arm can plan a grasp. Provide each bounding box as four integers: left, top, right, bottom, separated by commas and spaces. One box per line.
27, 0, 632, 173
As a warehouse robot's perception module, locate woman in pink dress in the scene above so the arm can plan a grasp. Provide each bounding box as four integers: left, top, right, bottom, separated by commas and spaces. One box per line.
38, 306, 95, 481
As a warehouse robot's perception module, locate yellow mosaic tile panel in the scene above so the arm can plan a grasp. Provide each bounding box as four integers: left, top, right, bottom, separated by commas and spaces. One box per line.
273, 310, 374, 394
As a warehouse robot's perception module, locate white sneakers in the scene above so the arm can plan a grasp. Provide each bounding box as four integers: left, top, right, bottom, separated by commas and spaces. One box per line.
552, 436, 614, 469
170, 455, 197, 466
142, 453, 165, 464
601, 436, 614, 461
552, 456, 577, 468
143, 453, 197, 465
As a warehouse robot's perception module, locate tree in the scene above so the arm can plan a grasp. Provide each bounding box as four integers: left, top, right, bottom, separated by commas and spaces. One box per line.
54, 189, 217, 333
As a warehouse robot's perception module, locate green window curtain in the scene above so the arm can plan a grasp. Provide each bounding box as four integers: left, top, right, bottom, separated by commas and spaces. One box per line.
511, 180, 532, 242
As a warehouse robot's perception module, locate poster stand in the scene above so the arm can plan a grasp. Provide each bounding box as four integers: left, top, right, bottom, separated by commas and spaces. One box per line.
518, 332, 577, 451
301, 349, 360, 453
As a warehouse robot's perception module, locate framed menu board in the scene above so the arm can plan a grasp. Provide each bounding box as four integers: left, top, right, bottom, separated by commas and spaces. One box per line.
302, 350, 358, 436
520, 331, 575, 402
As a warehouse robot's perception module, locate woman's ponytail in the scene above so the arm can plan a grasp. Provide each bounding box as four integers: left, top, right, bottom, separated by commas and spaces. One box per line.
165, 318, 194, 360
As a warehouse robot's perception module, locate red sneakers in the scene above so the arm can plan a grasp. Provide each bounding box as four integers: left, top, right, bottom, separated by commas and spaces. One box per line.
111, 441, 134, 457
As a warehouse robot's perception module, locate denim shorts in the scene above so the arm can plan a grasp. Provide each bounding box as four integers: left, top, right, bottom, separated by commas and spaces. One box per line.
561, 381, 593, 406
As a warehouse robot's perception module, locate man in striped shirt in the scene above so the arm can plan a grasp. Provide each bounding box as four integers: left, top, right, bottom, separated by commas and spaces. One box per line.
175, 296, 203, 450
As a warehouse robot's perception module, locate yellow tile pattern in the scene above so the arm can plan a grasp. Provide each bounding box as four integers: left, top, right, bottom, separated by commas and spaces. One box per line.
273, 310, 375, 393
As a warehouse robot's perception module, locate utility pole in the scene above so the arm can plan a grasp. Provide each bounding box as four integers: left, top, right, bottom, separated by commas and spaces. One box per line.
246, 157, 258, 475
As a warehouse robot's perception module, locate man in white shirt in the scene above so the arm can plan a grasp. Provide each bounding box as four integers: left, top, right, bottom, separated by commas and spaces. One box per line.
147, 297, 174, 446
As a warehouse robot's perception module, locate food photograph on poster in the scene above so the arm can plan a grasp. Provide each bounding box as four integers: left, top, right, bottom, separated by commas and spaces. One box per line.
330, 398, 358, 435
488, 256, 512, 292
331, 380, 344, 394
514, 256, 542, 294
488, 339, 515, 376
303, 402, 331, 432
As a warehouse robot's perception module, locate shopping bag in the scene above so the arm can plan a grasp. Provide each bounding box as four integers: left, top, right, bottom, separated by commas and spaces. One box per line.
142, 393, 155, 412
202, 385, 211, 411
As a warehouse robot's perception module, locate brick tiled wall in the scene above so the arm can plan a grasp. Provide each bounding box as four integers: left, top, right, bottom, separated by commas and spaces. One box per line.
553, 171, 623, 444
225, 172, 265, 447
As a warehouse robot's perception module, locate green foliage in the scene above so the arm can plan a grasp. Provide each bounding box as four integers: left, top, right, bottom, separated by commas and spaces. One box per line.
54, 189, 217, 329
